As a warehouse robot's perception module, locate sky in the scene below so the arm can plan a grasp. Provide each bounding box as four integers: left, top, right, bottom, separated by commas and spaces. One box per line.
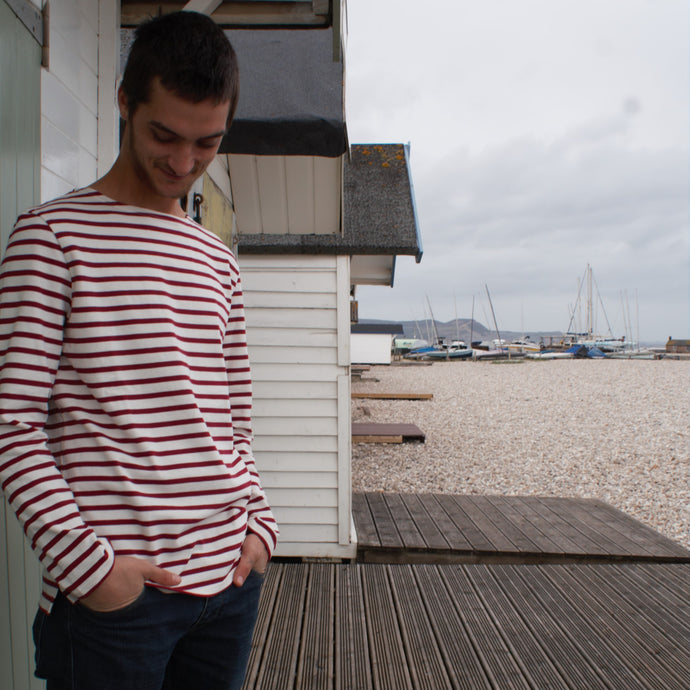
344, 0, 689, 343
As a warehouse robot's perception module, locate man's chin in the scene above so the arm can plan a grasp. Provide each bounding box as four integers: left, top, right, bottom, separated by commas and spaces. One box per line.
155, 179, 194, 201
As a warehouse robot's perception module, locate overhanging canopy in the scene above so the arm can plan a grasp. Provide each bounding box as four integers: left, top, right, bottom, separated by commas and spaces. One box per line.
220, 27, 346, 157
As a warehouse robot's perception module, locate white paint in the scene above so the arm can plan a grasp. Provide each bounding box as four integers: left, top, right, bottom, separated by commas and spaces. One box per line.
350, 333, 393, 364
239, 253, 355, 558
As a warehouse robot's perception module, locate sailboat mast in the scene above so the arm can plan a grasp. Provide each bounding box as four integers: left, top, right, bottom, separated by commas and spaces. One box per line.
636, 289, 640, 351
485, 284, 502, 348
587, 263, 593, 338
425, 295, 441, 346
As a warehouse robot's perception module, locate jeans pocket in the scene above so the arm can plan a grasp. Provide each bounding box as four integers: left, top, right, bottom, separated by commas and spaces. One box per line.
77, 585, 148, 618
32, 609, 46, 668
33, 596, 71, 680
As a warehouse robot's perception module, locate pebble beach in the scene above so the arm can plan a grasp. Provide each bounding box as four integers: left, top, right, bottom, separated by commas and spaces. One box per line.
351, 358, 689, 549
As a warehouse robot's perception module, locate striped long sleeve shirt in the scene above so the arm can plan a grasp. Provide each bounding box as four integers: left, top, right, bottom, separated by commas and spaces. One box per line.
0, 188, 278, 612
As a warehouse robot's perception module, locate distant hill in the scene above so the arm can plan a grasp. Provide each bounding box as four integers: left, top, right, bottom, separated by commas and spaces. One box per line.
358, 318, 564, 345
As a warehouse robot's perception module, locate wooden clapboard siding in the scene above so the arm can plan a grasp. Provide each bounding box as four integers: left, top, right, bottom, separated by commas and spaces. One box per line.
1, 3, 47, 686
251, 362, 340, 381
263, 472, 337, 490
276, 524, 340, 544
240, 255, 355, 558
253, 380, 337, 398
268, 488, 339, 506
229, 155, 341, 235
250, 345, 338, 364
256, 451, 338, 473
273, 506, 339, 524
254, 417, 338, 437
247, 309, 337, 329
254, 398, 338, 418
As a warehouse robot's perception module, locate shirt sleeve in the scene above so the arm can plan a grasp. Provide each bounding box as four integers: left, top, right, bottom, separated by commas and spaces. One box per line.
223, 259, 279, 558
0, 213, 114, 601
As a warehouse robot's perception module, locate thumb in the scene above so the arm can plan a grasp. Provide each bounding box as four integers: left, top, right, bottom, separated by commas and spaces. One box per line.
140, 562, 182, 587
233, 557, 252, 587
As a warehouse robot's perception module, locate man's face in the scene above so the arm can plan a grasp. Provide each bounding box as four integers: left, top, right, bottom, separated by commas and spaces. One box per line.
119, 79, 230, 213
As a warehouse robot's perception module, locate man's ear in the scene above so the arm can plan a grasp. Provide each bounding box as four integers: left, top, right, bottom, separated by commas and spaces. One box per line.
117, 87, 129, 121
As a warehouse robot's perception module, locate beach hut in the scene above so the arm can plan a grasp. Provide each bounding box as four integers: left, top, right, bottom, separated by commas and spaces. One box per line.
235, 143, 422, 558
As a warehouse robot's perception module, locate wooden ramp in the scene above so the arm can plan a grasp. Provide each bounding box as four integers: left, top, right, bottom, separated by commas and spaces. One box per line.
352, 423, 425, 443
353, 492, 690, 564
243, 561, 690, 689
352, 392, 433, 400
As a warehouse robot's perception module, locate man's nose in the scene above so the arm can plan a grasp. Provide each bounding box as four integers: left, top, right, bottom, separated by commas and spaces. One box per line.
168, 144, 195, 176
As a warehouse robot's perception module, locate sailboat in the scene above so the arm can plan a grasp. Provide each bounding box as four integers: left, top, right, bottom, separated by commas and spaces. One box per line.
409, 296, 473, 361
473, 285, 511, 360
564, 264, 625, 353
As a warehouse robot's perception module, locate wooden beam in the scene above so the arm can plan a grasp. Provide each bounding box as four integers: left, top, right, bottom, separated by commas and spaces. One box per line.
121, 2, 330, 27
352, 392, 433, 400
352, 435, 403, 444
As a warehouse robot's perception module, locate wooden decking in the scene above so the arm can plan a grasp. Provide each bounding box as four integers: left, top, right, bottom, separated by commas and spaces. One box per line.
353, 492, 690, 564
244, 561, 690, 689
242, 494, 690, 689
352, 423, 426, 443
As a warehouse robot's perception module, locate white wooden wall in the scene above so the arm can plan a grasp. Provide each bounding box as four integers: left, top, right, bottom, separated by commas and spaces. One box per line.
239, 254, 356, 558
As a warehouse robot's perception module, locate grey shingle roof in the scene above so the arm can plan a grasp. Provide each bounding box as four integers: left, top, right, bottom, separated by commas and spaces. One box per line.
237, 144, 423, 260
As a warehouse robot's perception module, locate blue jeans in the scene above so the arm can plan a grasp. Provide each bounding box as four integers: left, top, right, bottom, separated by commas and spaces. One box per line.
32, 571, 263, 690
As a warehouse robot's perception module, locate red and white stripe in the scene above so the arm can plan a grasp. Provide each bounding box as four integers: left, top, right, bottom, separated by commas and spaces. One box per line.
0, 188, 278, 612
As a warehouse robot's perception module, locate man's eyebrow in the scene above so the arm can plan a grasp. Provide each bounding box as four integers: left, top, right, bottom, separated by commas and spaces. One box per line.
150, 121, 227, 140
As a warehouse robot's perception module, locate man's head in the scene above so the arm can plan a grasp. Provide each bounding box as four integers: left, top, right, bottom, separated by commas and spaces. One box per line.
108, 11, 238, 214
121, 11, 239, 128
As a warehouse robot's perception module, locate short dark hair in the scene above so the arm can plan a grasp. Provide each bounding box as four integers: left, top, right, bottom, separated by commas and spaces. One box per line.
121, 11, 239, 125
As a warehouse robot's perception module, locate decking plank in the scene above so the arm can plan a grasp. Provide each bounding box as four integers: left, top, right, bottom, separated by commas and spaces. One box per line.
609, 563, 690, 635
364, 493, 403, 549
537, 496, 638, 556
253, 564, 308, 690
351, 492, 379, 547
418, 494, 474, 551
651, 561, 690, 588
296, 564, 334, 690
433, 494, 497, 552
464, 565, 579, 689
485, 495, 560, 553
398, 493, 450, 550
585, 499, 690, 558
361, 565, 413, 690
439, 566, 532, 689
457, 495, 523, 553
412, 565, 492, 690
554, 565, 690, 686
335, 564, 372, 690
387, 565, 454, 688
515, 496, 602, 555
382, 493, 426, 550
508, 564, 652, 689
477, 564, 607, 689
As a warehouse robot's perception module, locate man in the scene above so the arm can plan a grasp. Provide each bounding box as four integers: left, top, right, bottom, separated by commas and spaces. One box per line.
0, 11, 278, 689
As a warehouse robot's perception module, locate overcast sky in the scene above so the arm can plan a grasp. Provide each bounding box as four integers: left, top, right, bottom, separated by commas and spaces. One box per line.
345, 0, 688, 343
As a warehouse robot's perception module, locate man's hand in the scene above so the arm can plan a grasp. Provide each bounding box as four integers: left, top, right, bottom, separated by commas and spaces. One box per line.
80, 555, 181, 612
233, 533, 269, 587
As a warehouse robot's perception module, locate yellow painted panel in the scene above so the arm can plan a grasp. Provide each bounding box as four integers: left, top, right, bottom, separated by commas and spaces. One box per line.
201, 172, 234, 246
